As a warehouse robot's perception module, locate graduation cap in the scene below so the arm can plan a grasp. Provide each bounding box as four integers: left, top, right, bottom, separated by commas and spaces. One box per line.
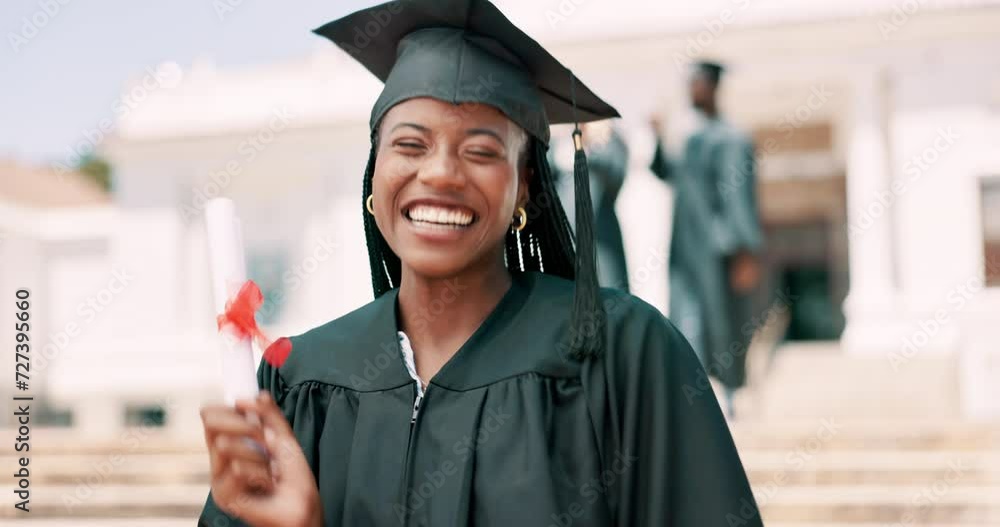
692, 60, 725, 85
313, 0, 621, 358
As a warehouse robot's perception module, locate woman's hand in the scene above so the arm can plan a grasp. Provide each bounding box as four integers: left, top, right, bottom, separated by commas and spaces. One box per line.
729, 251, 761, 293
201, 392, 322, 527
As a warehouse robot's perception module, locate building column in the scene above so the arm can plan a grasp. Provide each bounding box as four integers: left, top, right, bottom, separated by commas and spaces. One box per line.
841, 67, 901, 355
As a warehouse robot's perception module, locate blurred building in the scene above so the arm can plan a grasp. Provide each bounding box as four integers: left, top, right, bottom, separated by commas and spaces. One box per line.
0, 160, 111, 424
4, 1, 1000, 524
6, 0, 1000, 436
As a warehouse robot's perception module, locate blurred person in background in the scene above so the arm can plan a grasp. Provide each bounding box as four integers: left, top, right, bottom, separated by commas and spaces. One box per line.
649, 60, 764, 417
550, 120, 631, 292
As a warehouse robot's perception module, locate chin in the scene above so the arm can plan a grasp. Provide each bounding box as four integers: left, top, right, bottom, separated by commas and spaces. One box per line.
399, 250, 474, 280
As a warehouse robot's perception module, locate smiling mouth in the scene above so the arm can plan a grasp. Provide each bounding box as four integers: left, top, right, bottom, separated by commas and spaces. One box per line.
404, 204, 477, 229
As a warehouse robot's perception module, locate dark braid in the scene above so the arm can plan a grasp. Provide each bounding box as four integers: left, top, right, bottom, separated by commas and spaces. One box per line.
361, 129, 398, 298
503, 138, 576, 279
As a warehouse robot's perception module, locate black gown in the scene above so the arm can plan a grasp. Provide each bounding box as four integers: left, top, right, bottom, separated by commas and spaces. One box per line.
199, 271, 761, 526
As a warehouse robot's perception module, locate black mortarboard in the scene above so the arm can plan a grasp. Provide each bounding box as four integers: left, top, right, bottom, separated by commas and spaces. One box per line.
313, 0, 621, 358
693, 60, 725, 85
312, 0, 619, 144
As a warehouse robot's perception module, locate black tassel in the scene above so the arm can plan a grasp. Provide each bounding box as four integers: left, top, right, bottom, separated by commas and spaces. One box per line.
569, 128, 603, 359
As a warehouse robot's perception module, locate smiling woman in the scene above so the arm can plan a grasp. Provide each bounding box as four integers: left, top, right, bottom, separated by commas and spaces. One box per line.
197, 1, 761, 526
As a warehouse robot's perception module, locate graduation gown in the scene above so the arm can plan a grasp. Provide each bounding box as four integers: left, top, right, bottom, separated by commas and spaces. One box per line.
650, 116, 763, 389
199, 271, 761, 526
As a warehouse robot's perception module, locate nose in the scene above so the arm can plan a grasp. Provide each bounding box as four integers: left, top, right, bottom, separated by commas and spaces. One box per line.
417, 148, 465, 191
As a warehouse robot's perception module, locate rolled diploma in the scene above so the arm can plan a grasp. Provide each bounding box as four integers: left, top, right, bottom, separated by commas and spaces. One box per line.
205, 198, 260, 406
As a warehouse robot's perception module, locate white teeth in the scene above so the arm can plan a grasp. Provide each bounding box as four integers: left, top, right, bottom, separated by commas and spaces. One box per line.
407, 205, 474, 226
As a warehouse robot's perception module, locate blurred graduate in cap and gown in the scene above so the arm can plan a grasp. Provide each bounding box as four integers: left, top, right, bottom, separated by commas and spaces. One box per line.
650, 61, 765, 412
199, 4, 761, 527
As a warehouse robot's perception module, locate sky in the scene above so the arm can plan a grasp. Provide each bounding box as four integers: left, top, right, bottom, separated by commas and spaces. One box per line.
1, 0, 377, 164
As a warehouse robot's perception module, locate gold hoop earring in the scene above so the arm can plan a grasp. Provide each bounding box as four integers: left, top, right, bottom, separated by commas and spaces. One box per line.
366, 194, 375, 215
513, 206, 527, 232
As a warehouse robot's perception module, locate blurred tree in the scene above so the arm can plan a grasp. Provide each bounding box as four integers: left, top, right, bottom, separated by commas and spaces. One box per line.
76, 152, 112, 192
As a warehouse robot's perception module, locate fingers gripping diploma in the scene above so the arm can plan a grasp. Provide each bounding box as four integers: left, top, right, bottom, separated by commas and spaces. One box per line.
201, 392, 322, 527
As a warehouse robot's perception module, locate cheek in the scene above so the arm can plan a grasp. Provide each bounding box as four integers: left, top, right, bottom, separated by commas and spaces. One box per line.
476, 169, 519, 224
373, 157, 410, 201
371, 174, 399, 234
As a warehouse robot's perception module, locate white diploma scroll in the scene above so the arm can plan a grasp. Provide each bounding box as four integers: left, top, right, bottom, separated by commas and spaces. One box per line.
205, 198, 260, 406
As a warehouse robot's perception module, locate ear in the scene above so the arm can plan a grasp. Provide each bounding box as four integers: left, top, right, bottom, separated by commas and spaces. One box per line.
516, 164, 531, 209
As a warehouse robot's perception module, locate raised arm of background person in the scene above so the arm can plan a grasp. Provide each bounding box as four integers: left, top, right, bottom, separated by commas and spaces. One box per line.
649, 127, 674, 183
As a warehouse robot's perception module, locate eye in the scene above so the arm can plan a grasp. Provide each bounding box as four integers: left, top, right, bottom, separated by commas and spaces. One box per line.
464, 146, 502, 160
469, 149, 499, 158
393, 140, 426, 156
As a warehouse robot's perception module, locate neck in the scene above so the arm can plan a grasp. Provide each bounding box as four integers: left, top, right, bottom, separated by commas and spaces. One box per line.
699, 103, 718, 119
396, 249, 512, 368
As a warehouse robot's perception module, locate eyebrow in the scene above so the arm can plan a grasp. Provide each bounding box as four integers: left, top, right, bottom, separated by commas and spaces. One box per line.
465, 128, 505, 145
390, 122, 430, 134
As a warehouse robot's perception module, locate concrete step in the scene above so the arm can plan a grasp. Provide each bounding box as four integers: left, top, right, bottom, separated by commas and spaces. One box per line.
13, 422, 999, 522
766, 524, 987, 527
757, 485, 1000, 523
9, 482, 1000, 522
747, 344, 963, 419
27, 428, 204, 455
28, 419, 1000, 454
730, 420, 1000, 451
14, 519, 196, 526
10, 523, 967, 527
744, 450, 1000, 485
1, 453, 209, 485
749, 466, 999, 486
0, 484, 206, 519
12, 449, 999, 486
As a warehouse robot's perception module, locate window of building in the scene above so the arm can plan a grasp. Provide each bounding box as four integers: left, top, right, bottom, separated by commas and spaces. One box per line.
125, 405, 166, 427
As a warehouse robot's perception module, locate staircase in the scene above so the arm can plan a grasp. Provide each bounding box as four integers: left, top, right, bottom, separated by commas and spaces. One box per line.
6, 343, 1000, 525
4, 418, 998, 525
730, 339, 1000, 525
734, 420, 1000, 525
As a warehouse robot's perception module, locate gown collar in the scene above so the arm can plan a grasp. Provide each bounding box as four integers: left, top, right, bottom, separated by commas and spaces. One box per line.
388, 271, 536, 392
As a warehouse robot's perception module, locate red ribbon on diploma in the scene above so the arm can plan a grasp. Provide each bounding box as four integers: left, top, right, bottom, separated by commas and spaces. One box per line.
216, 280, 292, 368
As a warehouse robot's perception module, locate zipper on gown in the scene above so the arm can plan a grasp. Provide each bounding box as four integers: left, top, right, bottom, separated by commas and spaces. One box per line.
399, 331, 425, 425
411, 382, 424, 424
397, 330, 428, 525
